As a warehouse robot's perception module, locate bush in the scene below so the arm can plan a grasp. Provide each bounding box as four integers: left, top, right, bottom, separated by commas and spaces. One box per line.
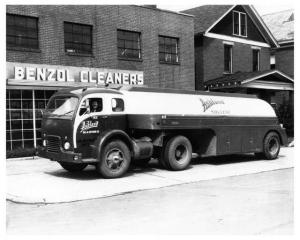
6, 147, 37, 159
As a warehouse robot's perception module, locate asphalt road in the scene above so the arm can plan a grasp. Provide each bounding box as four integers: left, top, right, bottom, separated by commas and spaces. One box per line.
7, 168, 293, 235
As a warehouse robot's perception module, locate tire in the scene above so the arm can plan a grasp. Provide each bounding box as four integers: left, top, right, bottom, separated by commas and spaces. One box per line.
132, 158, 151, 167
97, 140, 131, 178
161, 135, 192, 171
59, 162, 88, 172
260, 132, 281, 160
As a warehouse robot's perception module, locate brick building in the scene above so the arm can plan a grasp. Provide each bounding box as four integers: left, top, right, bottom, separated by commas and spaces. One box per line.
182, 5, 294, 135
6, 5, 194, 153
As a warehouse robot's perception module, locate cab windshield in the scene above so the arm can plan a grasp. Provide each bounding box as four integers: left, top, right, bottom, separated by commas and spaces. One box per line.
46, 95, 78, 117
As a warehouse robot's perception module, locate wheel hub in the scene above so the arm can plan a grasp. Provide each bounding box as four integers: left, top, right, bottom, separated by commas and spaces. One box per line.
106, 149, 124, 170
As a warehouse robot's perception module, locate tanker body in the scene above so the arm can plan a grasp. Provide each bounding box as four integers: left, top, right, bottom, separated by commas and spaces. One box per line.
38, 86, 288, 178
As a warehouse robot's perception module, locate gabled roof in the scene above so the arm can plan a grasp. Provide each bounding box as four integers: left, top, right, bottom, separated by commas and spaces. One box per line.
181, 5, 279, 47
262, 9, 294, 43
181, 5, 233, 33
203, 70, 294, 90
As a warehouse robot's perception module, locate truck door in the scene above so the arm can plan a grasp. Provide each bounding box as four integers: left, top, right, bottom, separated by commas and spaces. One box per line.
75, 97, 107, 156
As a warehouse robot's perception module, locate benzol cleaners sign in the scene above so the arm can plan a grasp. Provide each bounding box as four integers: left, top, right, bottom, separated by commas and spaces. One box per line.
6, 62, 144, 85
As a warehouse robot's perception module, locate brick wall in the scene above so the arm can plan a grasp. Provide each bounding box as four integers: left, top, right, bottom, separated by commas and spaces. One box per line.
195, 36, 271, 88
275, 46, 294, 78
6, 5, 195, 90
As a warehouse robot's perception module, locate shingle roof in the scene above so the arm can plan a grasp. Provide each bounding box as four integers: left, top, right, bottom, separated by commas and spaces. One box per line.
262, 9, 294, 43
181, 5, 233, 33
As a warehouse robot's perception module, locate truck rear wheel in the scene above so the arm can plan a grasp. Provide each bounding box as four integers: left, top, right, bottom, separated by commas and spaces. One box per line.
260, 132, 281, 160
161, 135, 192, 171
97, 140, 131, 178
59, 162, 87, 172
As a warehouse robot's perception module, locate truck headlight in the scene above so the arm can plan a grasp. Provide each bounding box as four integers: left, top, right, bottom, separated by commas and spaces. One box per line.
64, 141, 71, 150
43, 140, 47, 147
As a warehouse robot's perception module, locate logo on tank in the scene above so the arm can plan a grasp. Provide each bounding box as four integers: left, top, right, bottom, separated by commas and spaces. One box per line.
199, 98, 225, 112
80, 120, 99, 134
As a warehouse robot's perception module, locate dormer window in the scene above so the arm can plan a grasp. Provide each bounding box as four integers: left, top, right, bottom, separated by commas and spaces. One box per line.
233, 11, 247, 37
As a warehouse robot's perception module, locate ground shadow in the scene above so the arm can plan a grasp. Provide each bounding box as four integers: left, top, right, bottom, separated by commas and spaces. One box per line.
45, 163, 159, 180
45, 153, 283, 180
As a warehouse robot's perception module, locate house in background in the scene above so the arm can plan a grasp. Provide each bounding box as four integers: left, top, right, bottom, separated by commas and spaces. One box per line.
262, 9, 294, 78
182, 5, 294, 135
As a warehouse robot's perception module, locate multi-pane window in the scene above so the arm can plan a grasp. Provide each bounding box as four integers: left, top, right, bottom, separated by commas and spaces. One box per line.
224, 44, 233, 73
6, 90, 55, 151
253, 49, 260, 71
159, 36, 179, 64
64, 22, 93, 54
117, 30, 142, 59
233, 11, 247, 37
6, 14, 39, 49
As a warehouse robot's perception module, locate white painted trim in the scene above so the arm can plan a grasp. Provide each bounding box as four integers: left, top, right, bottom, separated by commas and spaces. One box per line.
242, 70, 294, 84
243, 81, 294, 91
223, 41, 234, 45
204, 32, 271, 48
32, 90, 37, 148
205, 5, 236, 33
251, 46, 261, 50
249, 5, 279, 48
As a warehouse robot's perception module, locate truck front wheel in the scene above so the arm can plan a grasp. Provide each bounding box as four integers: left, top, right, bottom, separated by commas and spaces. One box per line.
161, 135, 192, 171
59, 162, 88, 172
97, 140, 131, 178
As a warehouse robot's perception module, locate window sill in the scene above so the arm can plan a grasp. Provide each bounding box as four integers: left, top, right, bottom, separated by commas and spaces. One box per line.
66, 52, 94, 57
7, 47, 41, 53
223, 72, 233, 75
232, 33, 247, 38
159, 61, 180, 66
118, 57, 143, 62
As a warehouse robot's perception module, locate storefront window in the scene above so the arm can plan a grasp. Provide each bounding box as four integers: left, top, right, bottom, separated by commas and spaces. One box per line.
6, 89, 56, 151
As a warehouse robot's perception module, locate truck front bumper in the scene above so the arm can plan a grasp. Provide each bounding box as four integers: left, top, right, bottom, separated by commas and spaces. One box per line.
37, 146, 85, 164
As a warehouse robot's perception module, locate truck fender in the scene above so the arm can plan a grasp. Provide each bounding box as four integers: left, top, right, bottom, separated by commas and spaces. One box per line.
91, 129, 134, 160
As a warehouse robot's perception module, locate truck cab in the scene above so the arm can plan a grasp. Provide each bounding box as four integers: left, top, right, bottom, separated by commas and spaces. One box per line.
38, 87, 139, 178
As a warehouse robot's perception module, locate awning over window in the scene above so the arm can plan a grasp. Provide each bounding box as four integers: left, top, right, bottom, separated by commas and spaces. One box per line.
204, 70, 294, 91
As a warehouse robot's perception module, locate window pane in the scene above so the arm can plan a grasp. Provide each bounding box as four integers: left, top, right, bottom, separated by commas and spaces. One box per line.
117, 30, 141, 59
23, 130, 34, 139
7, 131, 11, 141
10, 100, 21, 109
24, 140, 34, 148
11, 120, 22, 130
35, 90, 45, 99
22, 100, 33, 110
23, 120, 33, 129
22, 90, 32, 99
45, 90, 56, 99
6, 121, 11, 131
6, 14, 38, 49
64, 22, 92, 54
233, 12, 239, 35
22, 110, 33, 119
159, 36, 179, 63
11, 110, 22, 119
10, 90, 21, 99
12, 130, 23, 139
224, 45, 232, 72
12, 141, 22, 149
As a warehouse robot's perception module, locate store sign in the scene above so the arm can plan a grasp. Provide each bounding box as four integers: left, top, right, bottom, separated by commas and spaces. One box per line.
7, 62, 144, 85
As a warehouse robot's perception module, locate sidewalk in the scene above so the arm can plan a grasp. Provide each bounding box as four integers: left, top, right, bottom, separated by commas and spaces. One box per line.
7, 147, 294, 204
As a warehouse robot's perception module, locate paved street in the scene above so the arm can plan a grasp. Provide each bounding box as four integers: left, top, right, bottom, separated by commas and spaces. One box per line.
7, 168, 293, 235
7, 147, 293, 204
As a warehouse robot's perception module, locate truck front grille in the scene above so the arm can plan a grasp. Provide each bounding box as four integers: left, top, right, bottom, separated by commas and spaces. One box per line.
46, 136, 61, 153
